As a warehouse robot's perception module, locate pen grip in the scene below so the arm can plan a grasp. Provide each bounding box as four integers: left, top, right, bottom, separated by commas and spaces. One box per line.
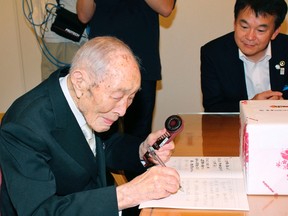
148, 147, 166, 167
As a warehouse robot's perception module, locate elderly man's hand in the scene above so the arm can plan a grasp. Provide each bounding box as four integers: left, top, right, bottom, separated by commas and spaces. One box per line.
116, 165, 180, 210
139, 128, 175, 164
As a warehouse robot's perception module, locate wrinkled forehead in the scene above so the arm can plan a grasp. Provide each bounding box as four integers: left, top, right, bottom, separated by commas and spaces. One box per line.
110, 50, 139, 75
111, 49, 139, 67
90, 48, 140, 81
99, 52, 141, 89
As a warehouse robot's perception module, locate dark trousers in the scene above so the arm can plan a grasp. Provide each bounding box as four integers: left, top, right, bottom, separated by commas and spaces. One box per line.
123, 80, 156, 140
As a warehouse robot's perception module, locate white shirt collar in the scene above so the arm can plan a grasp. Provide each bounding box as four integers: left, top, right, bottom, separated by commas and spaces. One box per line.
59, 75, 86, 128
239, 42, 272, 62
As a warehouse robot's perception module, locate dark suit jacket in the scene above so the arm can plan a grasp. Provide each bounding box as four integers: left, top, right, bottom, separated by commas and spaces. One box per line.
201, 32, 288, 112
0, 68, 145, 216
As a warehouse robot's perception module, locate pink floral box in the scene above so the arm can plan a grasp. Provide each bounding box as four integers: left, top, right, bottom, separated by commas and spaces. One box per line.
240, 100, 288, 195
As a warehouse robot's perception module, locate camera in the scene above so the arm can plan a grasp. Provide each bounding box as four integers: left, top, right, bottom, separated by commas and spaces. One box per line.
142, 115, 184, 167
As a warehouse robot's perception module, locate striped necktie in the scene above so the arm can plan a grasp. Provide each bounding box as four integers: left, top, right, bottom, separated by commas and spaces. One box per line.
82, 124, 96, 156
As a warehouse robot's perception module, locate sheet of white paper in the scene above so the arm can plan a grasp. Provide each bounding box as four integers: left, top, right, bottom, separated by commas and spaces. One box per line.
139, 157, 249, 211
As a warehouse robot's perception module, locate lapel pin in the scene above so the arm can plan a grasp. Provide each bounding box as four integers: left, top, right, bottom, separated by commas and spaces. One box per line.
277, 61, 286, 75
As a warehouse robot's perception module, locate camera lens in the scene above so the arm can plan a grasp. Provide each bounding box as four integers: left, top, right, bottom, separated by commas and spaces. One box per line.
165, 115, 182, 132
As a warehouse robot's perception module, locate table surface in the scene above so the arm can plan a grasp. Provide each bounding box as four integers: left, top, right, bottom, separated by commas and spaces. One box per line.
140, 113, 288, 216
0, 113, 4, 121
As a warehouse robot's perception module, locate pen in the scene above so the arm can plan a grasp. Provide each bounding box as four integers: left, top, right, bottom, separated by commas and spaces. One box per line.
282, 85, 288, 91
148, 146, 183, 192
148, 146, 167, 167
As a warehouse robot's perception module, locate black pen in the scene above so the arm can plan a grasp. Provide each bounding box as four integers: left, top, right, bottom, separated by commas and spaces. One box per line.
148, 146, 183, 191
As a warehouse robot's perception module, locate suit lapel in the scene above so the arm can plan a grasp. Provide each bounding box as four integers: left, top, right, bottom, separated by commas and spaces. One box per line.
95, 136, 107, 187
225, 34, 249, 99
47, 68, 106, 185
52, 124, 100, 182
269, 42, 287, 91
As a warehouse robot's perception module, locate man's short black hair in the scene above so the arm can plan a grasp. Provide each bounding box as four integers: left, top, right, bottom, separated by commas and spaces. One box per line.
234, 0, 288, 30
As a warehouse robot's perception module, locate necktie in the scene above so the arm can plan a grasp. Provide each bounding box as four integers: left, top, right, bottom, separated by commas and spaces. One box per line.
82, 124, 96, 156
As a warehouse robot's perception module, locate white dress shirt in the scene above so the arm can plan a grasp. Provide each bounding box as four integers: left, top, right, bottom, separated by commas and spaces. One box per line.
239, 42, 272, 99
59, 75, 96, 155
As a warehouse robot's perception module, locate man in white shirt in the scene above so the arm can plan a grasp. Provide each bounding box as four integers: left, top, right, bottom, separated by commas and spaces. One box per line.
201, 0, 288, 112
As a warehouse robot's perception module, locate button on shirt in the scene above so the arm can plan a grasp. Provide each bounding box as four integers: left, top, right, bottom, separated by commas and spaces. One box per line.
239, 42, 272, 99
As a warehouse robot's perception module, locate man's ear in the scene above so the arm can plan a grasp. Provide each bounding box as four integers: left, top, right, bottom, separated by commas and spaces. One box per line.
271, 27, 280, 40
70, 70, 87, 98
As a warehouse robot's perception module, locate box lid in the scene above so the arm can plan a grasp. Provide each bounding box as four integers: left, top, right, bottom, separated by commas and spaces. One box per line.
240, 100, 288, 124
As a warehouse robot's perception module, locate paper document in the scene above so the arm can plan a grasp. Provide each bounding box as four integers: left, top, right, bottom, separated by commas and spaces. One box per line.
139, 157, 249, 211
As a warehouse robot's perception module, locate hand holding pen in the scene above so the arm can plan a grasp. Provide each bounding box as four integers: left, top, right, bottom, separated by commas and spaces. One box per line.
147, 146, 184, 192
137, 126, 183, 198
115, 128, 182, 208
117, 160, 181, 208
